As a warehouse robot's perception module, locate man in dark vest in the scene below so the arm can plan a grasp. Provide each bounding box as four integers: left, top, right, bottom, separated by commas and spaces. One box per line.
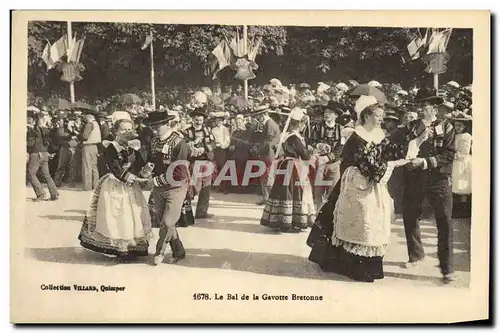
402, 88, 456, 284
183, 107, 216, 218
309, 101, 345, 209
145, 110, 190, 265
26, 110, 59, 201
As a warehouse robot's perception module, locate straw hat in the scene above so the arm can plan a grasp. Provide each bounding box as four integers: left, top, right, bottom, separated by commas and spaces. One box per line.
446, 110, 472, 122
447, 81, 460, 88
336, 82, 350, 92
440, 101, 455, 110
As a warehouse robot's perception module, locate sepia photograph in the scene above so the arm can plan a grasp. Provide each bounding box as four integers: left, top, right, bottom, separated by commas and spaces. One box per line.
10, 10, 490, 323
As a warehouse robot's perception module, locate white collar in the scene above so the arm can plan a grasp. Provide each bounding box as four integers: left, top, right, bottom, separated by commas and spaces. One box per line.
159, 130, 174, 140
173, 130, 184, 138
102, 139, 141, 152
354, 125, 385, 144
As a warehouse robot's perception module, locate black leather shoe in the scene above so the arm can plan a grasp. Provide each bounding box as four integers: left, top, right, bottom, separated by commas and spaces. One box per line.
166, 255, 185, 264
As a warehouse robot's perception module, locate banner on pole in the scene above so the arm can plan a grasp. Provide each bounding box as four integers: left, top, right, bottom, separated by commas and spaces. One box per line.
141, 35, 153, 50
68, 36, 86, 63
49, 34, 68, 63
41, 39, 55, 70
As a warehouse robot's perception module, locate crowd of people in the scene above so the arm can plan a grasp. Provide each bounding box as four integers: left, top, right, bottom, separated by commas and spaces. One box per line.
26, 77, 473, 284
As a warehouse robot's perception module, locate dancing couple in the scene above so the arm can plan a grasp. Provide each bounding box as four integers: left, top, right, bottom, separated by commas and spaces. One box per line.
307, 89, 456, 284
78, 110, 189, 265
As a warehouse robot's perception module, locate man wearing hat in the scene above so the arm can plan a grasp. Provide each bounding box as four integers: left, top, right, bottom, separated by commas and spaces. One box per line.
79, 108, 102, 191
437, 101, 455, 122
144, 110, 190, 265
252, 103, 281, 205
26, 109, 60, 201
382, 108, 402, 136
183, 107, 216, 218
401, 88, 456, 284
309, 101, 344, 209
53, 114, 79, 187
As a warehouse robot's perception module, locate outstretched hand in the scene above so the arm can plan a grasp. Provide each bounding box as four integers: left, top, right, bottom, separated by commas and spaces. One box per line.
406, 158, 425, 170
393, 159, 410, 167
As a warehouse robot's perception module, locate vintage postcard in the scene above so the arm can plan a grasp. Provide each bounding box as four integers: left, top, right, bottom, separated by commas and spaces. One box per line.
10, 10, 490, 323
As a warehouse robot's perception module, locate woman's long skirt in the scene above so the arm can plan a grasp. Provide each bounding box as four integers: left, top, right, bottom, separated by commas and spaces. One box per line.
260, 159, 316, 232
307, 167, 392, 282
78, 174, 152, 256
452, 154, 472, 195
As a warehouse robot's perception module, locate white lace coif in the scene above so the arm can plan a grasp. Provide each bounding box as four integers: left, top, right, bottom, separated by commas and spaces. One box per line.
110, 111, 132, 124
354, 95, 379, 119
336, 82, 350, 92
270, 78, 283, 88
368, 80, 382, 88
290, 107, 306, 121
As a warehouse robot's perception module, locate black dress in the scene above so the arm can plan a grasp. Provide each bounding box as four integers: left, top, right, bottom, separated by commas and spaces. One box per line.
306, 126, 418, 282
78, 141, 151, 257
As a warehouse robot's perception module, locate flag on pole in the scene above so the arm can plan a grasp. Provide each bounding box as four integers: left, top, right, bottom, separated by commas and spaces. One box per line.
405, 28, 430, 61
212, 41, 232, 69
76, 36, 85, 62
141, 35, 153, 50
209, 40, 234, 79
229, 37, 246, 57
41, 39, 55, 70
427, 28, 453, 54
68, 36, 86, 63
49, 34, 68, 63
248, 37, 262, 61
407, 37, 422, 59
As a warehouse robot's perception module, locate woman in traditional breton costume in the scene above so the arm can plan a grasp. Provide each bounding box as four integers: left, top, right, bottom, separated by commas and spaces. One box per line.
307, 96, 426, 282
448, 110, 472, 217
260, 108, 335, 233
78, 118, 152, 259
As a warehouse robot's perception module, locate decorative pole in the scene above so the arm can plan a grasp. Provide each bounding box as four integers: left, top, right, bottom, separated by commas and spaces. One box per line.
67, 21, 75, 103
243, 25, 248, 103
149, 29, 156, 110
433, 28, 453, 94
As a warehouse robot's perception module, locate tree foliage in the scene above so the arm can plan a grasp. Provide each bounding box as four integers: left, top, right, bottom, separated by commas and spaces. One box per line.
27, 21, 472, 102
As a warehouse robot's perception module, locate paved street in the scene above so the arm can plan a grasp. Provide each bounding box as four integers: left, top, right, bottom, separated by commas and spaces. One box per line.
23, 185, 471, 289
